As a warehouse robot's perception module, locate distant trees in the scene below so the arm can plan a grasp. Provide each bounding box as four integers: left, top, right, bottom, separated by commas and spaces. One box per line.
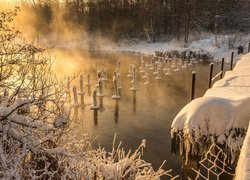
21, 0, 250, 42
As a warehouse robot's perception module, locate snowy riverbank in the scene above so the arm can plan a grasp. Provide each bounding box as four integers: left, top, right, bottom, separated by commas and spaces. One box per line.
171, 52, 250, 165
47, 33, 250, 64
103, 35, 249, 63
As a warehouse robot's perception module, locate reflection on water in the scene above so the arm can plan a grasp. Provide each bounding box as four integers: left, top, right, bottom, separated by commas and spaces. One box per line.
99, 96, 104, 111
114, 100, 119, 124
93, 110, 98, 126
133, 91, 136, 113
61, 50, 228, 178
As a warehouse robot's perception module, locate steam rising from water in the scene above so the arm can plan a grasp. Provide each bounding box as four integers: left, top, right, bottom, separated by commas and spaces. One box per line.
1, 1, 116, 76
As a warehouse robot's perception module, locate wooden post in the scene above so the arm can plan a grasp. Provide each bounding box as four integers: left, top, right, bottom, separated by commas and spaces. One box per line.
191, 71, 196, 101
220, 58, 224, 79
248, 42, 250, 52
208, 63, 214, 89
230, 52, 234, 70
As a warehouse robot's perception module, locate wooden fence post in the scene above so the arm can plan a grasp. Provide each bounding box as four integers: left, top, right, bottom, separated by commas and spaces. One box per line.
220, 58, 224, 79
208, 63, 214, 88
191, 71, 196, 101
230, 52, 234, 70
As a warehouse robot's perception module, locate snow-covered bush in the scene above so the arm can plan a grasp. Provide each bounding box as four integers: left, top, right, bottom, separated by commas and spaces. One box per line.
0, 8, 172, 179
0, 7, 73, 179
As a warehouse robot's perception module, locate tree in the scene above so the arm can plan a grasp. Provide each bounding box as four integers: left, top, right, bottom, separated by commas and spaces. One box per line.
0, 7, 76, 178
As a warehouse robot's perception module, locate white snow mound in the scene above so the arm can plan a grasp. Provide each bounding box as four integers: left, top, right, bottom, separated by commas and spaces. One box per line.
171, 53, 250, 163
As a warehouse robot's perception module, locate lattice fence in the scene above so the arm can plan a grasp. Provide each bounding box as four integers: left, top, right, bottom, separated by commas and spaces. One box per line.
191, 143, 235, 180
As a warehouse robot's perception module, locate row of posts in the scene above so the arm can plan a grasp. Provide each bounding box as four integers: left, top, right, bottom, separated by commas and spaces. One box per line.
191, 56, 227, 100
191, 42, 250, 101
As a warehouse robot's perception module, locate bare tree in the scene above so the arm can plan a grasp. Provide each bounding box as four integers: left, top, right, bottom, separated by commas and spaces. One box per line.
0, 8, 75, 179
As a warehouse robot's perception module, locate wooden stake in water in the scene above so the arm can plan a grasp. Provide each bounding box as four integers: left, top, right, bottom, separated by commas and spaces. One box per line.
130, 66, 137, 91
127, 64, 133, 78
144, 72, 150, 85
139, 57, 144, 70
112, 72, 121, 99
117, 69, 122, 89
117, 62, 121, 74
153, 61, 158, 75
149, 58, 154, 70
85, 73, 91, 87
208, 63, 214, 89
90, 88, 100, 109
97, 78, 104, 97
66, 77, 71, 103
97, 68, 102, 82
142, 63, 148, 79
139, 59, 145, 74
191, 71, 196, 101
72, 86, 80, 108
230, 52, 234, 70
163, 59, 167, 71
78, 74, 85, 106
220, 58, 225, 79
102, 68, 108, 81
155, 64, 161, 80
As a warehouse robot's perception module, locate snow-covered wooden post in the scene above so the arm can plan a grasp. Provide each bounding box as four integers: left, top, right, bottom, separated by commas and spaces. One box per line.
78, 74, 85, 106
90, 88, 100, 109
130, 66, 137, 91
112, 72, 121, 99
163, 59, 167, 71
139, 58, 145, 74
72, 86, 80, 108
190, 71, 196, 100
149, 58, 154, 70
102, 68, 108, 81
66, 77, 71, 103
96, 68, 102, 82
97, 78, 104, 97
144, 72, 150, 85
85, 73, 91, 87
144, 63, 149, 84
220, 58, 225, 79
153, 61, 158, 75
85, 73, 91, 95
208, 63, 214, 89
127, 64, 132, 78
155, 64, 161, 80
230, 52, 234, 70
117, 70, 122, 89
115, 62, 122, 89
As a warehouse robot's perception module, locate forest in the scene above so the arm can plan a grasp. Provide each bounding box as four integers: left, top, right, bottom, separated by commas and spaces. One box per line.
20, 0, 250, 43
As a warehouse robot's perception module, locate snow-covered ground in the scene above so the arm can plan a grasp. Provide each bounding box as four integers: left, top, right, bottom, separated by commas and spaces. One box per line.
171, 52, 250, 165
101, 35, 250, 63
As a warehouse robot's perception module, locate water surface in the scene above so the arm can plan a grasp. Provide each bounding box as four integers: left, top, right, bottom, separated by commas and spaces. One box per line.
61, 51, 225, 178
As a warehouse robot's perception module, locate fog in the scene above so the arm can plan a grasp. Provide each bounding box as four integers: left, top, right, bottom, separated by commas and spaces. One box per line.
0, 1, 119, 78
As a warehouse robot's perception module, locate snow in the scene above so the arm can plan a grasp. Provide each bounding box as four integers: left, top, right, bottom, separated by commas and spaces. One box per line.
101, 35, 250, 63
235, 123, 250, 180
171, 52, 250, 163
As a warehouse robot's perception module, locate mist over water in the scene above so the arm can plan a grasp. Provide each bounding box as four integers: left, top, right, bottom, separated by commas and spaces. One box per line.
52, 48, 223, 177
